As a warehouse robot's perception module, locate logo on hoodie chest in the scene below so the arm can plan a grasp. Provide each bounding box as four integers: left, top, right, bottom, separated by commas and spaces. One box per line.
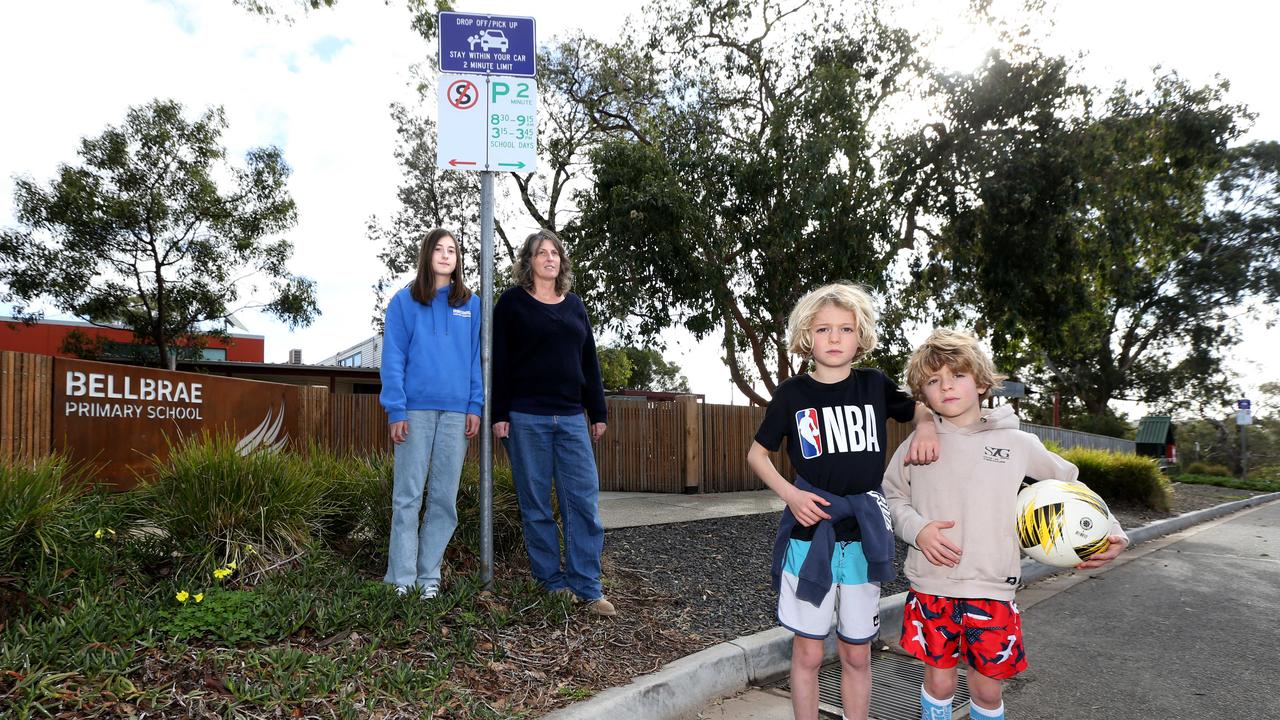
452, 308, 472, 318
984, 446, 1012, 463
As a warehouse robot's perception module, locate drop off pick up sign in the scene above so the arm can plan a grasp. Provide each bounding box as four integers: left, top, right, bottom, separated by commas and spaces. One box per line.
438, 12, 536, 77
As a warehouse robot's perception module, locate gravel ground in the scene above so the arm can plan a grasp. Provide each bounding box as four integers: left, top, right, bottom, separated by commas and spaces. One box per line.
604, 482, 1269, 644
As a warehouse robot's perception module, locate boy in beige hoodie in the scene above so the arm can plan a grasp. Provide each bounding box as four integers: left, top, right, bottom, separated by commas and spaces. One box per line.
883, 329, 1128, 720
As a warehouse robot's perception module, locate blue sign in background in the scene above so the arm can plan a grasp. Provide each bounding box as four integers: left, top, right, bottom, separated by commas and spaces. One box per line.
1239, 399, 1251, 410
439, 12, 537, 77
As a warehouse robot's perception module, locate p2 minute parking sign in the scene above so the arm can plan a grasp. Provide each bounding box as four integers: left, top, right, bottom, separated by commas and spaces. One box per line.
436, 75, 538, 172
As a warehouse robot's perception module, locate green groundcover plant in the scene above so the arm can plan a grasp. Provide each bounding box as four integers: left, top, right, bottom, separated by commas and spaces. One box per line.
0, 435, 558, 718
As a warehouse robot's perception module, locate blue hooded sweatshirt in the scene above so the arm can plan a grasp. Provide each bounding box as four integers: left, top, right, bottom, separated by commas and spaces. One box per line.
379, 285, 483, 423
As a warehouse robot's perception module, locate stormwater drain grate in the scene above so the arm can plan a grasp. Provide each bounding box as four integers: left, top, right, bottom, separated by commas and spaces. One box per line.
777, 649, 971, 720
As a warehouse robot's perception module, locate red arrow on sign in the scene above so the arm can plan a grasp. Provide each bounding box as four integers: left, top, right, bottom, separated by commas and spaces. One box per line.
449, 159, 478, 166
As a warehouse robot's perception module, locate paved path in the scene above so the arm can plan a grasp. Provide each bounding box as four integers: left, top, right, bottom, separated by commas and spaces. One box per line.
683, 499, 1280, 719
1003, 498, 1280, 719
599, 489, 782, 530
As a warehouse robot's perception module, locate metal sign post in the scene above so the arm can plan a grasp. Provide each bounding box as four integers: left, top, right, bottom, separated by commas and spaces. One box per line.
438, 12, 538, 590
479, 171, 495, 587
1238, 399, 1252, 483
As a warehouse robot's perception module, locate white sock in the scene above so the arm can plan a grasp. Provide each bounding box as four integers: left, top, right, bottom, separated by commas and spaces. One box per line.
970, 700, 1005, 719
921, 685, 953, 720
922, 686, 953, 706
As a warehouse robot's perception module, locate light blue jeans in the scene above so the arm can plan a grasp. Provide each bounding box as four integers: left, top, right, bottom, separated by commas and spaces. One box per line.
384, 409, 467, 589
505, 411, 605, 600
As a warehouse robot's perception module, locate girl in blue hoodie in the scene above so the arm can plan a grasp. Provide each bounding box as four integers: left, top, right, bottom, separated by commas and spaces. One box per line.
379, 228, 483, 598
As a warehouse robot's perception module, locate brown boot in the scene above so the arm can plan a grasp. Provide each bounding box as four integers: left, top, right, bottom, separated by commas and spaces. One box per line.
587, 597, 617, 617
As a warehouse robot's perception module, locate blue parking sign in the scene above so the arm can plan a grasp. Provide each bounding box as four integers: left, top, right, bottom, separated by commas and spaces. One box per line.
439, 12, 536, 77
1239, 399, 1251, 410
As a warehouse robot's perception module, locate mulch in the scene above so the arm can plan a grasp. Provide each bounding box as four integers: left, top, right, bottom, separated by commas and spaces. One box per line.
600, 481, 1269, 651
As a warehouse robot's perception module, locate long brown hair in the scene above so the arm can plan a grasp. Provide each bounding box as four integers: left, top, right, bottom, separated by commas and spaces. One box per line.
512, 229, 573, 296
410, 228, 472, 307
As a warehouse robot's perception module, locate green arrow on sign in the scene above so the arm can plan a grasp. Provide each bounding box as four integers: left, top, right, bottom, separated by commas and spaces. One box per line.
497, 162, 526, 169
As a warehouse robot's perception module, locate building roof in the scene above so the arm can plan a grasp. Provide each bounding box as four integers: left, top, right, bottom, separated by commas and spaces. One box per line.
1135, 416, 1175, 445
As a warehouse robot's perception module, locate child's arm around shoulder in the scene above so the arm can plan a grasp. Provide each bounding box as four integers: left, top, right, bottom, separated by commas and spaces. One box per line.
904, 402, 940, 465
1023, 432, 1129, 568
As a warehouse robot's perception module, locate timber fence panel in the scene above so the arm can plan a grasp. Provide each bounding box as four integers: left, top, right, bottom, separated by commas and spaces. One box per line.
0, 351, 52, 462
593, 398, 684, 493
330, 394, 392, 456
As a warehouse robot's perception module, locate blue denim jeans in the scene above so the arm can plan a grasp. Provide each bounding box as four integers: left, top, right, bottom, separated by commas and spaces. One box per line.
505, 411, 604, 600
384, 410, 467, 589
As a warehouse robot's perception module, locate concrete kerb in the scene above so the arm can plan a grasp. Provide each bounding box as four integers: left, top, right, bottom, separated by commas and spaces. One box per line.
544, 491, 1280, 720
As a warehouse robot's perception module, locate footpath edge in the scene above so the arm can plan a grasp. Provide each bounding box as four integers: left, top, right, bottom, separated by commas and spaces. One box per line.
543, 491, 1280, 720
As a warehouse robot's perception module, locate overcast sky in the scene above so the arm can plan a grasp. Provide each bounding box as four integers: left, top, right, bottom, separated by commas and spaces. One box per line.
1, 0, 1275, 413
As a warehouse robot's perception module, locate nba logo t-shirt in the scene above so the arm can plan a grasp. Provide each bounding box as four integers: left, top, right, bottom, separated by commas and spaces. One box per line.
755, 369, 916, 541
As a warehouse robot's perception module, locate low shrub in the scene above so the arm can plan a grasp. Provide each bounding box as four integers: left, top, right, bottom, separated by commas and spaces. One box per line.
455, 462, 524, 559
1184, 461, 1233, 478
0, 454, 92, 575
137, 433, 334, 568
1176, 469, 1280, 494
357, 453, 524, 560
1059, 447, 1172, 512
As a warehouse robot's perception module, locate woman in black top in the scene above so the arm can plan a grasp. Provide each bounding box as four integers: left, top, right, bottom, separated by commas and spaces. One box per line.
492, 229, 615, 616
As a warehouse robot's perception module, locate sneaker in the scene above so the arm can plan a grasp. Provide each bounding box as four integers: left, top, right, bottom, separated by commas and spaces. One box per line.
420, 585, 439, 600
587, 597, 617, 617
394, 585, 410, 597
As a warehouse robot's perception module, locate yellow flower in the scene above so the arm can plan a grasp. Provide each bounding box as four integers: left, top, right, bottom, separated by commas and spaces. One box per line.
176, 591, 190, 603
194, 593, 204, 603
213, 568, 231, 580
94, 529, 104, 539
227, 561, 238, 571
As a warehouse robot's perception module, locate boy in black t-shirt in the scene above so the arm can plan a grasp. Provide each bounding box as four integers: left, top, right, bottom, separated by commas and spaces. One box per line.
748, 282, 939, 720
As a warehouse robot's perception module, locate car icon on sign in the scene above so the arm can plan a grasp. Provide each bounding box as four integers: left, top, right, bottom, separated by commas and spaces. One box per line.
467, 29, 509, 52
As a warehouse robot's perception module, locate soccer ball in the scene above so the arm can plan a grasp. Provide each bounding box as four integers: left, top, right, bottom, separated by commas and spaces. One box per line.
1015, 479, 1112, 567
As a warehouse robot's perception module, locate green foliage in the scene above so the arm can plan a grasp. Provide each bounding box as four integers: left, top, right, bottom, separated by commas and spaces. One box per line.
454, 462, 523, 559
1, 544, 566, 718
356, 452, 525, 560
161, 588, 274, 644
597, 344, 691, 392
0, 99, 318, 369
137, 434, 332, 566
913, 52, 1277, 419
568, 0, 922, 404
1059, 447, 1172, 512
0, 455, 92, 575
1175, 471, 1280, 494
1184, 461, 1233, 478
597, 346, 634, 391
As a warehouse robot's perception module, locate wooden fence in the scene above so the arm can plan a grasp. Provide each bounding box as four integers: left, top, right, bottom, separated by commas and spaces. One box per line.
0, 350, 1129, 494
0, 352, 53, 462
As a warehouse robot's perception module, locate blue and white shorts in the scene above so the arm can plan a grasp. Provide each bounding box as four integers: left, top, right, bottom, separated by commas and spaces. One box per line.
778, 538, 881, 644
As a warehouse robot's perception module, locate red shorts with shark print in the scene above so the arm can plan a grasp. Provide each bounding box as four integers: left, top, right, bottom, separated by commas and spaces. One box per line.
899, 589, 1028, 679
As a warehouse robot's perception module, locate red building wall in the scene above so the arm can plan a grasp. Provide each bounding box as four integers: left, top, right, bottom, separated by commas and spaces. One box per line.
0, 318, 264, 362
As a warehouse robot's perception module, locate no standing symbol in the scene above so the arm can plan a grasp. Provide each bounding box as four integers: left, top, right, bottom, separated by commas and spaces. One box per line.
448, 79, 479, 110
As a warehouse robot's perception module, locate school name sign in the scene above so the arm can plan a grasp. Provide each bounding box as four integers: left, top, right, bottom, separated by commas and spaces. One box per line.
65, 370, 205, 419
53, 358, 302, 488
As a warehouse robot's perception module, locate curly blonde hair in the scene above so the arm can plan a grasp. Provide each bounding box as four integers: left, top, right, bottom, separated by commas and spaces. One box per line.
787, 283, 878, 363
905, 328, 1005, 401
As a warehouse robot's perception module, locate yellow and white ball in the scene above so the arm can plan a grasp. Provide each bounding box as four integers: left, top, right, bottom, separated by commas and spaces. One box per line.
1015, 479, 1111, 567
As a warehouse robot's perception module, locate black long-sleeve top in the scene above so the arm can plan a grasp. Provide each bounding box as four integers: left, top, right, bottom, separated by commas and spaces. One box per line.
491, 287, 608, 425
